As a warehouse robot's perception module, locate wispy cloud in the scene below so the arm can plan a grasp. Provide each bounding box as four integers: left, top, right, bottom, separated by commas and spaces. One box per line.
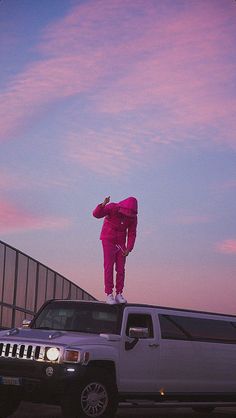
91, 3, 236, 148
0, 54, 103, 140
166, 212, 212, 226
0, 1, 113, 141
0, 0, 235, 163
0, 199, 70, 233
66, 128, 148, 176
0, 169, 73, 191
215, 239, 236, 255
212, 180, 236, 193
59, 0, 236, 174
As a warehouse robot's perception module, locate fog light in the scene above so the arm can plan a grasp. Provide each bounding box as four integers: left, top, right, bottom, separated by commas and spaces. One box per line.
45, 347, 60, 361
46, 366, 54, 377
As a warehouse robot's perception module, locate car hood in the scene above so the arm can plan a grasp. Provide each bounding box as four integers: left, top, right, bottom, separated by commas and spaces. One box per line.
0, 328, 117, 348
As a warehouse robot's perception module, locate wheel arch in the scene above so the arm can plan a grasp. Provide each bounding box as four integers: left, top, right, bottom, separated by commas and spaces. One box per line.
87, 360, 117, 384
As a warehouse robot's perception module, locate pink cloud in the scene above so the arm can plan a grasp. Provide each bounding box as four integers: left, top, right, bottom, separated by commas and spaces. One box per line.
215, 239, 236, 255
166, 213, 212, 226
0, 169, 73, 191
1, 0, 125, 141
0, 0, 235, 154
91, 5, 236, 147
0, 54, 104, 140
212, 180, 236, 193
66, 128, 146, 176
0, 199, 70, 233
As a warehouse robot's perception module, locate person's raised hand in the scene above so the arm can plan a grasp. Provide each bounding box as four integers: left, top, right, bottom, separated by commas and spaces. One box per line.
102, 196, 110, 207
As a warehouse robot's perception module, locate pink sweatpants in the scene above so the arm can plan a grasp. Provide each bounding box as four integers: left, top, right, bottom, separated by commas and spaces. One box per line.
102, 240, 126, 295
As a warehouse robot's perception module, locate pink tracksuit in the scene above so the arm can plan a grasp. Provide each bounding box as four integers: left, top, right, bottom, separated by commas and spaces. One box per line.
93, 197, 138, 295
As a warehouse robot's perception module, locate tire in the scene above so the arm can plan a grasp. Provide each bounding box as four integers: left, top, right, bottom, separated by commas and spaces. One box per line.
61, 368, 118, 418
0, 388, 21, 418
192, 406, 215, 413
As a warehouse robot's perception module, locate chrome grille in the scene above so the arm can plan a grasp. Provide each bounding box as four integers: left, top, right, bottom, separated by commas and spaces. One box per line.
0, 342, 45, 360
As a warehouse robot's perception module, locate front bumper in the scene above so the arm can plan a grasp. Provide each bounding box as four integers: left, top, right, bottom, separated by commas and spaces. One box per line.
0, 358, 87, 403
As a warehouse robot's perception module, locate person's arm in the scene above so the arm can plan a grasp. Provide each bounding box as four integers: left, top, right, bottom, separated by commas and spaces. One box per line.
93, 196, 111, 218
126, 217, 138, 253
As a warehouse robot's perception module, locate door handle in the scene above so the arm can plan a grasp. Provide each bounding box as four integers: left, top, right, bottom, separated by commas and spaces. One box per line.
149, 343, 159, 348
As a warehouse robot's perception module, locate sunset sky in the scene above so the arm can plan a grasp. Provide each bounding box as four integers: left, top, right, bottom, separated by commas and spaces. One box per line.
0, 0, 236, 314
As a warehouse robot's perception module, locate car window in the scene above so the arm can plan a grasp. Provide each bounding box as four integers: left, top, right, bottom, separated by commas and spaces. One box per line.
159, 315, 189, 340
33, 302, 121, 334
159, 314, 236, 343
171, 315, 236, 343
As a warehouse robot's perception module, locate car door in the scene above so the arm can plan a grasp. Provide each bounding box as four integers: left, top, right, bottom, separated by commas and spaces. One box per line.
158, 313, 206, 393
118, 307, 160, 393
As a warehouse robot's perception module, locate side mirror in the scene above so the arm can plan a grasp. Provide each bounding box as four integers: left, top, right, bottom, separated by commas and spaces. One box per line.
22, 319, 31, 328
128, 327, 149, 339
125, 327, 149, 351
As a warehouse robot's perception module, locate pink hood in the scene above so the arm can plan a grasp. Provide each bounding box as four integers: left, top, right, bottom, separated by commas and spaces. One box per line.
118, 197, 138, 216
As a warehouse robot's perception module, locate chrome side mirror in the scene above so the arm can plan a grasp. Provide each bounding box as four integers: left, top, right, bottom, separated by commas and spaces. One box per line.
125, 327, 150, 351
22, 319, 31, 328
128, 327, 149, 339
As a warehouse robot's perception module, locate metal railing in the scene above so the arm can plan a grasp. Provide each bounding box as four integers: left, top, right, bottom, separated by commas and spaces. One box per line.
0, 239, 95, 329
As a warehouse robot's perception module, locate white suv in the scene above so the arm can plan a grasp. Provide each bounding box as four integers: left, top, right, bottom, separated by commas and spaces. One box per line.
1, 299, 236, 417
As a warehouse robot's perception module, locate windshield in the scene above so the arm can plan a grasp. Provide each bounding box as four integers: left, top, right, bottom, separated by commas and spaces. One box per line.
32, 301, 121, 334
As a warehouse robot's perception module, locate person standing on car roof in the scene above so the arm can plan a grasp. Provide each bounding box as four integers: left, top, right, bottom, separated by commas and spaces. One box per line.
93, 196, 138, 305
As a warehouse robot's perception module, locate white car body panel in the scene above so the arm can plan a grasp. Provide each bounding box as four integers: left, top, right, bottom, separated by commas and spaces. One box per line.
1, 300, 236, 413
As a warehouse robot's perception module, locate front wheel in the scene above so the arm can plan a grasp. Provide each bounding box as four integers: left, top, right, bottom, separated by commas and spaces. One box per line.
61, 368, 118, 418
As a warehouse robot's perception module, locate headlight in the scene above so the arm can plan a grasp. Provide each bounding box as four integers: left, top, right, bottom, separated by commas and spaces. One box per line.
64, 349, 81, 363
45, 347, 60, 362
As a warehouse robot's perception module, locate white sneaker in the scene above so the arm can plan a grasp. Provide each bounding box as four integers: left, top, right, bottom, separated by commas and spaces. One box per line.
115, 293, 127, 304
106, 293, 116, 305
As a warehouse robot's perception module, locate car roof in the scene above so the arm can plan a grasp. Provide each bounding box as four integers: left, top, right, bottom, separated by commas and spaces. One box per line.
48, 299, 236, 319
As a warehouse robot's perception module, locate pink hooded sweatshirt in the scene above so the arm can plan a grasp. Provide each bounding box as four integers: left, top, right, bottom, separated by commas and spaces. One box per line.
93, 197, 138, 252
